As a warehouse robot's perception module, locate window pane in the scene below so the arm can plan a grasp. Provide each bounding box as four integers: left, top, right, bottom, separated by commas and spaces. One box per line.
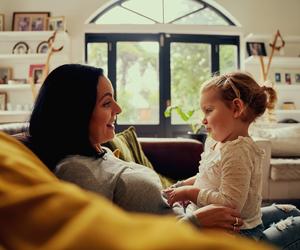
170, 43, 211, 125
96, 6, 154, 24
164, 0, 203, 23
122, 0, 163, 23
87, 43, 108, 74
219, 44, 238, 74
116, 42, 159, 125
174, 8, 229, 25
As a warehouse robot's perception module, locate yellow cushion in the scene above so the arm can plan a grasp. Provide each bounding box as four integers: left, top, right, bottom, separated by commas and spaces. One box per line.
103, 126, 173, 188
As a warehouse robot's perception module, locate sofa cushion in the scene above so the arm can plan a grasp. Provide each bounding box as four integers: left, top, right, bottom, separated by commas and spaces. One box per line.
250, 125, 300, 157
103, 126, 173, 188
270, 158, 300, 181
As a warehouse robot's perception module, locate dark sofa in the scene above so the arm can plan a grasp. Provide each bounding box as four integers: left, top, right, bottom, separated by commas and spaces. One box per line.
0, 122, 203, 181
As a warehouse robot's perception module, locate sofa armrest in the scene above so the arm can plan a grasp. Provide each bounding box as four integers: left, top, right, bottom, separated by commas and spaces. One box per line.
253, 137, 271, 200
138, 137, 203, 180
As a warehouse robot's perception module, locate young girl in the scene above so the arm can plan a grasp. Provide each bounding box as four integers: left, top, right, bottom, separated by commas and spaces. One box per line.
163, 71, 277, 239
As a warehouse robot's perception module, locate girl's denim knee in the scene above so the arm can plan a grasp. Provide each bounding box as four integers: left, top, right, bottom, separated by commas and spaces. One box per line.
261, 204, 300, 228
260, 204, 300, 250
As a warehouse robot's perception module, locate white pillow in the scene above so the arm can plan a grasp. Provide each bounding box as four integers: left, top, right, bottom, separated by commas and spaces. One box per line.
250, 125, 300, 157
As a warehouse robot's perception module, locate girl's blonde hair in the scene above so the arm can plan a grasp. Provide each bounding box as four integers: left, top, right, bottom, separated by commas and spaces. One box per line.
201, 71, 277, 123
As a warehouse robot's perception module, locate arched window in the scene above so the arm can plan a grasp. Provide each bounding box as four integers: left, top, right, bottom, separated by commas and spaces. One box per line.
89, 0, 237, 25
85, 0, 241, 137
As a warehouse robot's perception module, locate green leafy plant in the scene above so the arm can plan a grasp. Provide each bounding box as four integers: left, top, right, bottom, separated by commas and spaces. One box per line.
164, 105, 206, 134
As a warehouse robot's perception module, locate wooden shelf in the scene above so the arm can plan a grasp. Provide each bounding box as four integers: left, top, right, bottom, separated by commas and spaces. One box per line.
245, 34, 300, 43
0, 83, 41, 91
0, 110, 31, 123
274, 84, 300, 90
244, 56, 300, 68
0, 31, 69, 41
275, 109, 300, 114
0, 31, 70, 124
0, 54, 46, 60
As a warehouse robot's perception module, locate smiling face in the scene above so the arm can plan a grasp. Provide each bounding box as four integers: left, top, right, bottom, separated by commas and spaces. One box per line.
200, 88, 238, 142
89, 75, 122, 146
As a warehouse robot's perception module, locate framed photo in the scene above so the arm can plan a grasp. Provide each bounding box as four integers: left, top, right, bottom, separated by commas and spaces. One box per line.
48, 16, 66, 31
12, 12, 50, 31
29, 64, 45, 84
0, 67, 12, 84
246, 42, 267, 56
285, 73, 291, 85
36, 41, 49, 53
12, 41, 29, 54
0, 92, 7, 111
295, 74, 300, 83
0, 14, 4, 31
275, 73, 281, 83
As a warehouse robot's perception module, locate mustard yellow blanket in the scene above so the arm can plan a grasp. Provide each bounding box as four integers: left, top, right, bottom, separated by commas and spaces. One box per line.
0, 132, 274, 250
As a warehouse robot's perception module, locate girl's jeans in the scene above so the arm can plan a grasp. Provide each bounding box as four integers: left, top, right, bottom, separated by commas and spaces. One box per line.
260, 204, 300, 250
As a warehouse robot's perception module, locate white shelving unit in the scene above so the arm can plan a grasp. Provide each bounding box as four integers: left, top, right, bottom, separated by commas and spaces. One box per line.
0, 31, 70, 123
244, 34, 300, 123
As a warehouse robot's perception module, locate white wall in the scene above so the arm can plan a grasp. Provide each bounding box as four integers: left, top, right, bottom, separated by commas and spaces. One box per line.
1, 0, 300, 63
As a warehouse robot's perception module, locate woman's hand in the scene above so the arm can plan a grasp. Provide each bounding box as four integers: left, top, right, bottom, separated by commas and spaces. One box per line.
193, 204, 243, 232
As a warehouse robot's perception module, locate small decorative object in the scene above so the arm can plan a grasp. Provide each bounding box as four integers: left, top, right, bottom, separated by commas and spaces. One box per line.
42, 31, 63, 81
275, 73, 281, 83
246, 42, 267, 56
259, 30, 285, 81
281, 101, 296, 110
48, 16, 66, 32
36, 41, 49, 53
12, 12, 50, 31
0, 14, 4, 31
295, 73, 300, 83
285, 73, 291, 85
29, 64, 45, 84
12, 41, 29, 54
0, 92, 7, 110
0, 67, 12, 84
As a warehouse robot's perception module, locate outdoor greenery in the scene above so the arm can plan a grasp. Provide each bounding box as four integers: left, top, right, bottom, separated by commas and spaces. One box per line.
87, 41, 237, 125
164, 105, 205, 134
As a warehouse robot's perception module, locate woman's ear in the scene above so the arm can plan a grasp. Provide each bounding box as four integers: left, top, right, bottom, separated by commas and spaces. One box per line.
232, 98, 245, 118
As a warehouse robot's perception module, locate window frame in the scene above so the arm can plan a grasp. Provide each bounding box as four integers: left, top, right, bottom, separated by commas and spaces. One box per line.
85, 33, 240, 137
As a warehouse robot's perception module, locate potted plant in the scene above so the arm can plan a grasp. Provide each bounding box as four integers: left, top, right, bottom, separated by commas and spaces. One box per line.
164, 105, 207, 144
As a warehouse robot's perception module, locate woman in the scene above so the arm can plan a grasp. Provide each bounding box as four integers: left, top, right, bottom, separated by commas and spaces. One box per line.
28, 64, 300, 249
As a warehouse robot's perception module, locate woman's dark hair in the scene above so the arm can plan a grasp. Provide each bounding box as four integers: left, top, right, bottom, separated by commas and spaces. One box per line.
29, 64, 104, 170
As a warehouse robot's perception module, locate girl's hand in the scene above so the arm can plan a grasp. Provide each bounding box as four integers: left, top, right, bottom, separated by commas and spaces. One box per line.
163, 186, 197, 207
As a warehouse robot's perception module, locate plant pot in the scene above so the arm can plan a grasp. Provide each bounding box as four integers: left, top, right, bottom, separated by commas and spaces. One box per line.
187, 132, 207, 145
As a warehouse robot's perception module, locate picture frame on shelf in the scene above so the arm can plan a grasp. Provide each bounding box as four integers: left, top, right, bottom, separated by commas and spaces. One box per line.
12, 12, 50, 31
285, 73, 291, 85
0, 14, 5, 31
29, 64, 45, 84
246, 42, 267, 56
48, 16, 66, 32
295, 73, 300, 83
36, 41, 49, 53
12, 41, 30, 54
275, 73, 281, 83
0, 92, 7, 111
0, 67, 12, 84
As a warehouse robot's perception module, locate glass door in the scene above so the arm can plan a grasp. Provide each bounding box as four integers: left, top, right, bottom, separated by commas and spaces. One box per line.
85, 33, 239, 137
